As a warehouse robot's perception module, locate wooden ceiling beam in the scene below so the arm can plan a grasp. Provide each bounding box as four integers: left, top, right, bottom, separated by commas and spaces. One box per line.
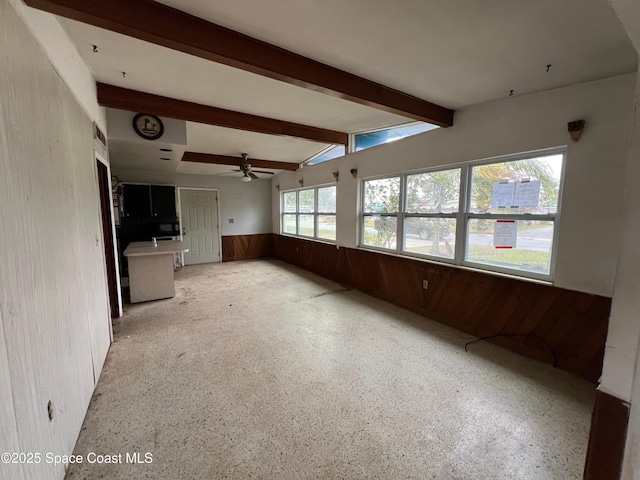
182, 152, 299, 171
25, 0, 454, 127
96, 83, 347, 145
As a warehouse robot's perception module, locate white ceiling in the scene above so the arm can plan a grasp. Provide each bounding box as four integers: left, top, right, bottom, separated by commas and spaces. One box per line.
59, 0, 637, 176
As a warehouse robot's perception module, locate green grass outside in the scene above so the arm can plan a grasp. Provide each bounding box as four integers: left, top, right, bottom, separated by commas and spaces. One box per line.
467, 245, 549, 272
404, 243, 455, 259
294, 221, 549, 271
293, 225, 335, 240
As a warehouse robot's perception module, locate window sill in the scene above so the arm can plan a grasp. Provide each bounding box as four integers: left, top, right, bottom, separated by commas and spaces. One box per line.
356, 245, 553, 286
280, 234, 337, 247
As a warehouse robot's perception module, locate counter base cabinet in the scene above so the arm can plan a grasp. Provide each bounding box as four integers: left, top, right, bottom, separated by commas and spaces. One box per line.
124, 240, 189, 304
128, 254, 176, 303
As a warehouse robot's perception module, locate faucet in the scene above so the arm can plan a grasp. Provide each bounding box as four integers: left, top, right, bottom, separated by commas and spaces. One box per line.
152, 237, 158, 246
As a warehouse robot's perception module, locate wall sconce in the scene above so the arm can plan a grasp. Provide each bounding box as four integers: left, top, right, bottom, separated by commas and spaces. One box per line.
568, 120, 585, 142
298, 179, 304, 187
332, 171, 339, 182
350, 168, 358, 178
275, 184, 280, 191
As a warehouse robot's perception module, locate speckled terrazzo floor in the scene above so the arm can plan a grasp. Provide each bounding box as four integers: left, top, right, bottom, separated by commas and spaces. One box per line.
66, 259, 594, 480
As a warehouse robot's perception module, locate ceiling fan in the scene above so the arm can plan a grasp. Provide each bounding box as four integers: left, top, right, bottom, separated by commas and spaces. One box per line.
224, 153, 276, 182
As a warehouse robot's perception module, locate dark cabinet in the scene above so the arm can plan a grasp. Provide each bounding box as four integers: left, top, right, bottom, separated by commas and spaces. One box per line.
123, 184, 151, 218
118, 184, 178, 277
150, 185, 177, 218
122, 184, 177, 220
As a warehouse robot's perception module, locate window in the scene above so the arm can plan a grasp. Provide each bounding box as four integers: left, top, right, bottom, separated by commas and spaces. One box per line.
359, 150, 565, 280
303, 145, 346, 166
362, 177, 400, 249
354, 122, 439, 152
465, 154, 563, 276
281, 185, 336, 241
404, 169, 460, 259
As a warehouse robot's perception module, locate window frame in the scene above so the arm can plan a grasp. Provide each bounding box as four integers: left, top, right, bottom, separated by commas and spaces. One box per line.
301, 145, 346, 167
360, 175, 402, 252
280, 184, 337, 243
351, 121, 439, 154
358, 148, 566, 281
403, 167, 462, 264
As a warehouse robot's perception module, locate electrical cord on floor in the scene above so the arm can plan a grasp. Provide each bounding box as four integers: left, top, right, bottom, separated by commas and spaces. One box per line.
457, 331, 478, 340
464, 333, 558, 368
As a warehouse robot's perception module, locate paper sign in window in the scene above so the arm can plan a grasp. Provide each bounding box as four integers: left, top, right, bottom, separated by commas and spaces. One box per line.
491, 182, 515, 208
494, 220, 517, 248
512, 180, 541, 208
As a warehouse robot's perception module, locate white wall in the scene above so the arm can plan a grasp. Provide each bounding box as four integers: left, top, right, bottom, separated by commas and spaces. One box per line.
615, 71, 640, 478
608, 1, 640, 477
273, 73, 636, 298
111, 168, 273, 236
9, 0, 107, 131
0, 1, 112, 478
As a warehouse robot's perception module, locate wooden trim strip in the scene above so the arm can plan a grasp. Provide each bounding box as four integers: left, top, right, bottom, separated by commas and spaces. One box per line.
96, 83, 348, 146
584, 390, 630, 480
182, 152, 298, 171
25, 0, 454, 126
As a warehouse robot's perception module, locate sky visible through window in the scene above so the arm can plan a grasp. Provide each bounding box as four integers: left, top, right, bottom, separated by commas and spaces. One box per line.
304, 122, 439, 167
354, 123, 438, 152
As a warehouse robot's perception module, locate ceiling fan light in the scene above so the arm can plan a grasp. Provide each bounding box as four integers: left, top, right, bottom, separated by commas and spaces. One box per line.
241, 174, 252, 182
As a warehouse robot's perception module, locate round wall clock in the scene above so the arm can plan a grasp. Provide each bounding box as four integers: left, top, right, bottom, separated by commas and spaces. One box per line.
132, 113, 164, 140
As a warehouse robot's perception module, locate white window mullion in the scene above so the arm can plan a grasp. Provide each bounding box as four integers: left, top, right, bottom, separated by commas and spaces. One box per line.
456, 164, 471, 265
397, 174, 406, 253
296, 190, 300, 236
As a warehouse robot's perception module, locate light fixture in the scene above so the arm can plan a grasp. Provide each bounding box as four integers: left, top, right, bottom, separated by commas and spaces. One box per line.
568, 120, 585, 142
241, 173, 252, 182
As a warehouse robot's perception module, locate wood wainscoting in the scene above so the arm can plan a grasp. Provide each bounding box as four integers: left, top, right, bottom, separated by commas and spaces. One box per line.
273, 234, 611, 383
222, 233, 274, 262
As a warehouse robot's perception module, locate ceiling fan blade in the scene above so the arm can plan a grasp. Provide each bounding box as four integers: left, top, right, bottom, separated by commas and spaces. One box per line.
249, 172, 259, 180
252, 170, 275, 175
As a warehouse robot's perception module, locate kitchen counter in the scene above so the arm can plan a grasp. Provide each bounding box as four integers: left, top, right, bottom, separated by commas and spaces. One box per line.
124, 240, 188, 257
124, 240, 189, 303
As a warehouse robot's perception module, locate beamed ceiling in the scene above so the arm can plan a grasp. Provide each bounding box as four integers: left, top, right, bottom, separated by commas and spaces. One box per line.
24, 0, 638, 177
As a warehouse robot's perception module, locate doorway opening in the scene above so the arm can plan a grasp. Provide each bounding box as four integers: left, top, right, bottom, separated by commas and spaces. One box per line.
96, 159, 120, 318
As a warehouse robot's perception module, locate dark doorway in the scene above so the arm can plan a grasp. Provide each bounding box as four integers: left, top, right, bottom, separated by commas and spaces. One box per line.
96, 159, 120, 318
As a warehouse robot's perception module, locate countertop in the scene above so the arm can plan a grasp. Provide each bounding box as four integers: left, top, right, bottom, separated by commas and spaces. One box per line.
124, 240, 189, 257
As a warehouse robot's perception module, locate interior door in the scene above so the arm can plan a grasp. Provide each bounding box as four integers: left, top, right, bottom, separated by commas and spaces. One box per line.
180, 189, 221, 265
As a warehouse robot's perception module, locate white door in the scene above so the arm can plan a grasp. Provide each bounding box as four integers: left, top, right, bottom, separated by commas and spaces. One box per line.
179, 189, 221, 265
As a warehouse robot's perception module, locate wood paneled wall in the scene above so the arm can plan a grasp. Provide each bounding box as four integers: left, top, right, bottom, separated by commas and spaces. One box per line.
273, 235, 611, 382
222, 233, 274, 262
